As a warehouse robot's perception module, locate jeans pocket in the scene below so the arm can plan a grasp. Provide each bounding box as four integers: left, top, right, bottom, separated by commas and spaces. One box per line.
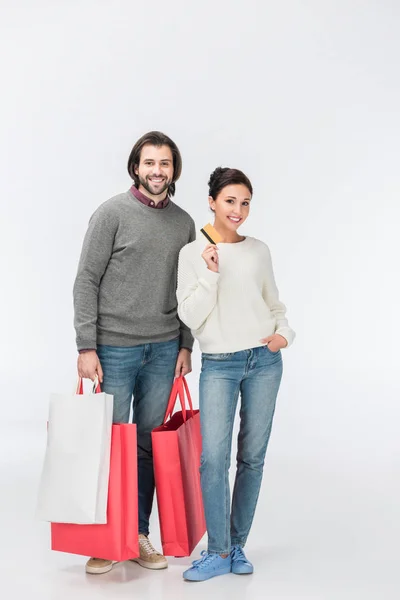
264, 345, 280, 355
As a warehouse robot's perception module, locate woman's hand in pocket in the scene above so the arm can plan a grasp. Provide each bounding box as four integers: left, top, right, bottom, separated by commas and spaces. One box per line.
260, 334, 288, 353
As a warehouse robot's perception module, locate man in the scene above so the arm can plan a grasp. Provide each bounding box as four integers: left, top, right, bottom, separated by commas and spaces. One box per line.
73, 131, 195, 574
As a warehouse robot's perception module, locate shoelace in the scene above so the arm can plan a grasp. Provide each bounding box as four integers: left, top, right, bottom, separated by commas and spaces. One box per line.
191, 551, 219, 569
139, 537, 159, 556
231, 545, 248, 563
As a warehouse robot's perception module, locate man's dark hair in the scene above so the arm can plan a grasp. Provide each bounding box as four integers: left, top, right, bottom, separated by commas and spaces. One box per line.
127, 131, 182, 197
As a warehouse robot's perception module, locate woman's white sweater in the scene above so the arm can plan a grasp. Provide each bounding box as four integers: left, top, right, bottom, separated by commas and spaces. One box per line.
177, 236, 295, 354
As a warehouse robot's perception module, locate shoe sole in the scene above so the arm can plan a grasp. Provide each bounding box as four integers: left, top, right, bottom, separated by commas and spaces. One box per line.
85, 564, 113, 575
183, 566, 232, 581
130, 558, 168, 570
232, 564, 254, 575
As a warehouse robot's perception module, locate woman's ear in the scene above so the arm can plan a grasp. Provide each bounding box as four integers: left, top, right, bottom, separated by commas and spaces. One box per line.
208, 196, 216, 212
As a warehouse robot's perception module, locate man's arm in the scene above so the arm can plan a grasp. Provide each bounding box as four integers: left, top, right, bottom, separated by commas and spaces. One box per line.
73, 204, 118, 351
174, 218, 196, 378
177, 218, 197, 352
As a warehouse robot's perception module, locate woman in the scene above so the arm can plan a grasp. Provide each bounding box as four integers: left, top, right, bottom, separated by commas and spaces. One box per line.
176, 167, 295, 581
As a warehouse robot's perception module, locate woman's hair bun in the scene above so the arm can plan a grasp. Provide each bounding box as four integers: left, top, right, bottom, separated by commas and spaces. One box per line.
207, 166, 253, 200
208, 167, 225, 189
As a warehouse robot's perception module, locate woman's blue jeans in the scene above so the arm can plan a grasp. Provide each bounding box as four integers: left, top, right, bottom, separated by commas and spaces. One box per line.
199, 345, 283, 554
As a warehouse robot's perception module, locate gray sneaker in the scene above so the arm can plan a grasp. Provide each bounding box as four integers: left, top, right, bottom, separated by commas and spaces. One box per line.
130, 534, 168, 570
85, 558, 113, 574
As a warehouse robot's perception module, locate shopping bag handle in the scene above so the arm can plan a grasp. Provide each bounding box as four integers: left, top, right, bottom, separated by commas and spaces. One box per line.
76, 376, 101, 395
180, 376, 194, 414
162, 376, 194, 424
163, 378, 184, 423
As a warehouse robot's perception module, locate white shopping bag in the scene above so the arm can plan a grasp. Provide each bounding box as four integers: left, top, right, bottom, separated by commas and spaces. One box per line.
36, 378, 113, 524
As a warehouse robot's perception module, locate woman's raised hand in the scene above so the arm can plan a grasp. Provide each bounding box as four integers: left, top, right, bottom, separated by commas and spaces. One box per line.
201, 244, 219, 273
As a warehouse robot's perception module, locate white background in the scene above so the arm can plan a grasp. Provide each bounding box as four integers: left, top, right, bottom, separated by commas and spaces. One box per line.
1, 1, 399, 598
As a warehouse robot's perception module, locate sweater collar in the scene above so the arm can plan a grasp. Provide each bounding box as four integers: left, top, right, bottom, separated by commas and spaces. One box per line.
130, 185, 170, 209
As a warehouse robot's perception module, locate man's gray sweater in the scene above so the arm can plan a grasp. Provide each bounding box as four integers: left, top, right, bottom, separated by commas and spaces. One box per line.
73, 189, 196, 351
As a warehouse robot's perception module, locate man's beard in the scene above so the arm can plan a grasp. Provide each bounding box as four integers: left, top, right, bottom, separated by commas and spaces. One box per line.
138, 175, 171, 197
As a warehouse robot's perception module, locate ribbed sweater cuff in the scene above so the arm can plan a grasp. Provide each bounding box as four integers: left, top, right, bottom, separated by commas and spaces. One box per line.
180, 328, 194, 351
276, 327, 296, 347
77, 340, 97, 352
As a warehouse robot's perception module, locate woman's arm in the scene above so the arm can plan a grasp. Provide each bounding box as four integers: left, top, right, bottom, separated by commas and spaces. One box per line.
177, 247, 220, 331
262, 245, 296, 347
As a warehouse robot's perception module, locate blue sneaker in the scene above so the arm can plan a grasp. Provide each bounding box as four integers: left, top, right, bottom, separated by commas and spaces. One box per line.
230, 545, 254, 574
183, 551, 231, 581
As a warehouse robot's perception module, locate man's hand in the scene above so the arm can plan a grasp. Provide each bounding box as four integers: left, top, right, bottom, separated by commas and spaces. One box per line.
260, 334, 288, 353
77, 350, 104, 383
175, 348, 192, 378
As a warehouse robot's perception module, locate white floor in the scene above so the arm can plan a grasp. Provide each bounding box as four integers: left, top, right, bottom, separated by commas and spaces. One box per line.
1, 423, 398, 600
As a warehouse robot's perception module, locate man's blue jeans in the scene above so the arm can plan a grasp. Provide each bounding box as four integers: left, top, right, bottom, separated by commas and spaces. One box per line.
199, 345, 283, 554
97, 338, 179, 536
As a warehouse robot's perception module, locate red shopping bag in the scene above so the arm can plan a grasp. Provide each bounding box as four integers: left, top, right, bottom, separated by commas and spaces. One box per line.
152, 376, 206, 557
51, 423, 139, 562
